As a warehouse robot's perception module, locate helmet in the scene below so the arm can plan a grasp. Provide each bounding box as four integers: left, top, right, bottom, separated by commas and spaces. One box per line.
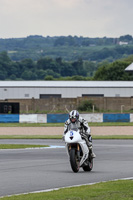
69, 110, 79, 123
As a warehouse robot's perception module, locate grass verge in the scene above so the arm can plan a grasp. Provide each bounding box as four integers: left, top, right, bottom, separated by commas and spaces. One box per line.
0, 144, 49, 149
0, 135, 133, 139
0, 180, 133, 200
0, 122, 133, 127
0, 123, 64, 127
0, 135, 62, 139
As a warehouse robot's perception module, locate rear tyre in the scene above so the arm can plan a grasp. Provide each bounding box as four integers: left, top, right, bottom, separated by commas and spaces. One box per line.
82, 156, 93, 171
70, 148, 79, 173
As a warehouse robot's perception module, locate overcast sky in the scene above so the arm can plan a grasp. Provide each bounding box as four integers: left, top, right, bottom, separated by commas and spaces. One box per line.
0, 0, 133, 39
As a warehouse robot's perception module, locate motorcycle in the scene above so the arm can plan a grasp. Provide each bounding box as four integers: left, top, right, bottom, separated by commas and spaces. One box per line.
64, 128, 93, 173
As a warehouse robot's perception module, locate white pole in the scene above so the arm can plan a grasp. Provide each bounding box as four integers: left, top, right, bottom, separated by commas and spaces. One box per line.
93, 105, 95, 113
121, 105, 124, 113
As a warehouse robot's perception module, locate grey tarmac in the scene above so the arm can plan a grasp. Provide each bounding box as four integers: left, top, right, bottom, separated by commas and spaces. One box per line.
0, 139, 133, 197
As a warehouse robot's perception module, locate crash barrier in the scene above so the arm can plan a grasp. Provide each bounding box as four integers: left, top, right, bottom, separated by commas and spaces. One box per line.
0, 113, 132, 123
103, 113, 130, 122
0, 114, 19, 123
47, 114, 69, 123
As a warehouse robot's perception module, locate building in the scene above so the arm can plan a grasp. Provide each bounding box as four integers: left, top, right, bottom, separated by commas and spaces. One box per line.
119, 41, 128, 45
125, 62, 133, 72
0, 81, 133, 100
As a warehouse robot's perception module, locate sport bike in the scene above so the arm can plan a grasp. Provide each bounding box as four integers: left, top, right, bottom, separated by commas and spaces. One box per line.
64, 128, 93, 173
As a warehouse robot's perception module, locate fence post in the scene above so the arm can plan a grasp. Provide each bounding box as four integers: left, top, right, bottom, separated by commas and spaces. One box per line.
121, 105, 124, 113
93, 105, 95, 113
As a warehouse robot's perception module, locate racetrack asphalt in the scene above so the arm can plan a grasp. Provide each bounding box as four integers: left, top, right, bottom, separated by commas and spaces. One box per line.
0, 139, 133, 197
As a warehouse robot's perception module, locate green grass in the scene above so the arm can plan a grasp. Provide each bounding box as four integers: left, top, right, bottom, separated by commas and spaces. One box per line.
0, 135, 62, 139
0, 135, 133, 140
0, 144, 49, 149
0, 122, 133, 127
93, 135, 133, 139
0, 123, 64, 127
1, 180, 133, 200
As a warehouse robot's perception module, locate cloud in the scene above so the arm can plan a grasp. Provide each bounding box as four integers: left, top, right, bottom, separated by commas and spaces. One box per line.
0, 0, 133, 38
52, 0, 81, 8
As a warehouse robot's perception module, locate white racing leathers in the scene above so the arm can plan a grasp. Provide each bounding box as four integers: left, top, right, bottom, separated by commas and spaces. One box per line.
64, 117, 92, 146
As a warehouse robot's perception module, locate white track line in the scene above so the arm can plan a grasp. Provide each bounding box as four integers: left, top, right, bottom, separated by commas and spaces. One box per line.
0, 146, 65, 151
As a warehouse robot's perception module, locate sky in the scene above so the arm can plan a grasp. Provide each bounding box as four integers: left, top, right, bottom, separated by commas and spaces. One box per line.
0, 0, 133, 39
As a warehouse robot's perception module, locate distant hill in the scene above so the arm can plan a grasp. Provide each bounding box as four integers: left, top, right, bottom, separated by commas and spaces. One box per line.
0, 34, 133, 62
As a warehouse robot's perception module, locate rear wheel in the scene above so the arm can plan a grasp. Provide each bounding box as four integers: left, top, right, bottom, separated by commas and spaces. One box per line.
82, 155, 93, 171
70, 148, 80, 173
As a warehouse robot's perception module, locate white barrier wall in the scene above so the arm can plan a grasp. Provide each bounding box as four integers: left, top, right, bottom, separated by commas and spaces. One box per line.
37, 114, 47, 123
20, 114, 47, 123
20, 114, 38, 123
80, 113, 103, 122
130, 114, 133, 122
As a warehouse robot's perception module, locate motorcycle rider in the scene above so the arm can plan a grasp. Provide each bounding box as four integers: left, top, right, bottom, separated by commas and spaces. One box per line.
64, 110, 96, 158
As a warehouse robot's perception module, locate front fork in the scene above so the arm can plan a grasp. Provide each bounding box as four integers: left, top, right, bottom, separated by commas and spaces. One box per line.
68, 144, 80, 161
77, 144, 80, 161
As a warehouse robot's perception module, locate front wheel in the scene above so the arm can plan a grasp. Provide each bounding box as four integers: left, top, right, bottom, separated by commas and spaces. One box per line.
70, 148, 80, 173
82, 155, 93, 171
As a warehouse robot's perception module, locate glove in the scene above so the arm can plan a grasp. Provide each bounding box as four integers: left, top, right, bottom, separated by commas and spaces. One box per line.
62, 135, 65, 141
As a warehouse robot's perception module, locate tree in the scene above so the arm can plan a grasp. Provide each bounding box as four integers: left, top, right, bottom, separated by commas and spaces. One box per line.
44, 75, 54, 80
83, 61, 97, 77
72, 58, 86, 76
21, 58, 34, 69
71, 75, 86, 80
0, 51, 11, 63
37, 57, 59, 73
10, 74, 16, 80
119, 35, 132, 42
0, 70, 7, 80
44, 69, 60, 78
21, 70, 37, 80
60, 62, 76, 76
93, 61, 133, 81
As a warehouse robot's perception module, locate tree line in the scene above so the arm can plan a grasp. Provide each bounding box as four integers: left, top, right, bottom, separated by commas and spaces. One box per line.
0, 51, 133, 81
0, 51, 97, 80
1, 35, 133, 62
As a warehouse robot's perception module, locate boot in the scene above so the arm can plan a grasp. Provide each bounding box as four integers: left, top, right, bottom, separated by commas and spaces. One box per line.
82, 134, 96, 158
88, 144, 96, 158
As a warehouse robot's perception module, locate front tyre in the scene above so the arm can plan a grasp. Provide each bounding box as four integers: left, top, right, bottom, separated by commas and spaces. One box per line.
70, 148, 80, 173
